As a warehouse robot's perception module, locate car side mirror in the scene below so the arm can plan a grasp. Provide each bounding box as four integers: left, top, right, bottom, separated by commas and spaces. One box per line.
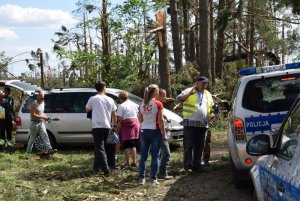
246, 134, 271, 156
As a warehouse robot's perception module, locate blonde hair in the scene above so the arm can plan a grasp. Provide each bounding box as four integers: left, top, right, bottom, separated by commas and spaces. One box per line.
143, 84, 158, 105
119, 91, 128, 101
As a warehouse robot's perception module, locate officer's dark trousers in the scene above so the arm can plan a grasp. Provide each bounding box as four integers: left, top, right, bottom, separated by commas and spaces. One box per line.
183, 126, 207, 171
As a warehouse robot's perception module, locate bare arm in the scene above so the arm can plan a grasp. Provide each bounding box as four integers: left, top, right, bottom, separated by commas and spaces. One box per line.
116, 115, 123, 132
111, 111, 117, 127
158, 109, 167, 141
177, 87, 196, 102
138, 111, 143, 123
85, 107, 92, 112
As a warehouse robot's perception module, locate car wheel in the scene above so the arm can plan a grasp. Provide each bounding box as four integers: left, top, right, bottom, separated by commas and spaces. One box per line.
230, 155, 249, 189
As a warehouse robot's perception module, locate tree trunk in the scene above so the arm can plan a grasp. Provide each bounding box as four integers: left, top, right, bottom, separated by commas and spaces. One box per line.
249, 10, 255, 66
101, 0, 111, 78
209, 0, 215, 84
170, 0, 182, 73
182, 0, 190, 62
156, 11, 171, 96
199, 0, 210, 79
215, 0, 225, 79
195, 0, 200, 67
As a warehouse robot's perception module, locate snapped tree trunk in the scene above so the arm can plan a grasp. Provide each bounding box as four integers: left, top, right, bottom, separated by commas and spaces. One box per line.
156, 11, 171, 96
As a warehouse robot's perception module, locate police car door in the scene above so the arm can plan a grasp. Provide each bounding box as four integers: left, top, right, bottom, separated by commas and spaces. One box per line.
263, 100, 300, 200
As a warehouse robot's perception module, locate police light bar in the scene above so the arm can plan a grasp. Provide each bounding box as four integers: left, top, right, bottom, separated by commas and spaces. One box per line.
239, 62, 300, 76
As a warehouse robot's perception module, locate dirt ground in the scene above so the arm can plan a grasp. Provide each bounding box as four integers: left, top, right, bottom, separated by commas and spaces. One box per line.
149, 140, 253, 201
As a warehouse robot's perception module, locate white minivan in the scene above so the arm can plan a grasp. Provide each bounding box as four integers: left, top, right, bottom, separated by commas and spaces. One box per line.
12, 85, 183, 149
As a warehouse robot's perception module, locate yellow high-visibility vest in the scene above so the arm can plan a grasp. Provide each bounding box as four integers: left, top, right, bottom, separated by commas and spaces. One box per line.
182, 88, 213, 118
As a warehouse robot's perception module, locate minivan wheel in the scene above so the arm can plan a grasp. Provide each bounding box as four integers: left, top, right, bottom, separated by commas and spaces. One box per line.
230, 156, 249, 189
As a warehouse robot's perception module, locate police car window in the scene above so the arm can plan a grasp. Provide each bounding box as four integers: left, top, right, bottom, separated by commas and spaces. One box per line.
242, 74, 300, 113
278, 101, 300, 160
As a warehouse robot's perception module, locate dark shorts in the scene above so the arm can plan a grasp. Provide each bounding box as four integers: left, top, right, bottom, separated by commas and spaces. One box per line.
123, 139, 139, 149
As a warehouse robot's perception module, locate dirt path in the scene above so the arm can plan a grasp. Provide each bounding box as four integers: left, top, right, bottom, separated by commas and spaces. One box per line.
157, 141, 253, 201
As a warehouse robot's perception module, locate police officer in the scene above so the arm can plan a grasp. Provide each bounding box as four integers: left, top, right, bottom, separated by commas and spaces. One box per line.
176, 76, 215, 173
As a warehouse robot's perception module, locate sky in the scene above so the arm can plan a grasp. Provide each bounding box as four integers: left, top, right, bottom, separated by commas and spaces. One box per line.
0, 0, 123, 77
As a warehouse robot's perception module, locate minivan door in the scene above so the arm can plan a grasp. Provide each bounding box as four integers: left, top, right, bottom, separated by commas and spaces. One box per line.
49, 92, 95, 144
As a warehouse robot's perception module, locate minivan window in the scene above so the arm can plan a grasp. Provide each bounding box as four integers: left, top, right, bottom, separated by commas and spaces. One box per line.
21, 94, 54, 113
52, 92, 95, 113
242, 74, 300, 113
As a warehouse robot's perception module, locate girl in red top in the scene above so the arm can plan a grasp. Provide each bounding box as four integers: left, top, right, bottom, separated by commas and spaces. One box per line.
138, 84, 167, 185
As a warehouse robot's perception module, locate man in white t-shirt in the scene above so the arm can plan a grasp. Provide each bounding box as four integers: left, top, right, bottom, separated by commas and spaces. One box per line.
86, 81, 117, 176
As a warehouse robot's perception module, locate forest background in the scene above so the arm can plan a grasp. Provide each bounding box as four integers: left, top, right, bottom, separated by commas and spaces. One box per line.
1, 0, 300, 100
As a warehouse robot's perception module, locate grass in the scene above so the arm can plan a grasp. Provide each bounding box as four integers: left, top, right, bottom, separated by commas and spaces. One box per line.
0, 126, 229, 201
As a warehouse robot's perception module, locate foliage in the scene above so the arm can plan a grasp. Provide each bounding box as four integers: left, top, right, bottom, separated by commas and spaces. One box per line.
0, 52, 12, 79
277, 0, 300, 14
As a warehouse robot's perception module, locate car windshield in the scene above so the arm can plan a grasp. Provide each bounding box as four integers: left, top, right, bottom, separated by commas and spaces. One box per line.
242, 73, 300, 113
110, 89, 142, 104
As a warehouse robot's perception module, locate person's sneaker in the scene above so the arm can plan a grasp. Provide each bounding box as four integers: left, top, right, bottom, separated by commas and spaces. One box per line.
103, 171, 110, 177
151, 179, 160, 185
158, 175, 174, 180
139, 178, 146, 185
203, 159, 210, 166
184, 168, 192, 173
47, 149, 58, 154
121, 163, 130, 169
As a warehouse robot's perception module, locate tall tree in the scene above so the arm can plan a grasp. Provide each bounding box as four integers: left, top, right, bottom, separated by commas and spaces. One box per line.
215, 0, 226, 78
199, 0, 210, 79
101, 0, 111, 77
182, 0, 190, 62
209, 0, 215, 82
170, 0, 182, 72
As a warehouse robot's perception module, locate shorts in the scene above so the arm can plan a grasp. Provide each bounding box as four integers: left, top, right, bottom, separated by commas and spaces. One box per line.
122, 139, 139, 149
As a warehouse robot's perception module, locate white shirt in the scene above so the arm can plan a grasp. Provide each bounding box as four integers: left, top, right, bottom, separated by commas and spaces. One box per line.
116, 100, 138, 119
139, 99, 163, 129
86, 94, 117, 129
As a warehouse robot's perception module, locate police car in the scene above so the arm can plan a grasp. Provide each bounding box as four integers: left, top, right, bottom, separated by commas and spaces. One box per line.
227, 62, 300, 188
246, 94, 300, 200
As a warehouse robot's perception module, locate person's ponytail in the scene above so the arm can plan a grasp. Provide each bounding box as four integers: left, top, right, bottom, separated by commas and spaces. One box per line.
143, 84, 158, 105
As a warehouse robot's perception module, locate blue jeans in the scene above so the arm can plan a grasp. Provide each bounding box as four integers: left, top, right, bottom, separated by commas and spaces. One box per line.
159, 140, 171, 176
139, 129, 162, 180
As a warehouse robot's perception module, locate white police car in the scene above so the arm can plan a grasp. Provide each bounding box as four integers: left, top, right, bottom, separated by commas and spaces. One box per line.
246, 95, 300, 201
227, 62, 300, 187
